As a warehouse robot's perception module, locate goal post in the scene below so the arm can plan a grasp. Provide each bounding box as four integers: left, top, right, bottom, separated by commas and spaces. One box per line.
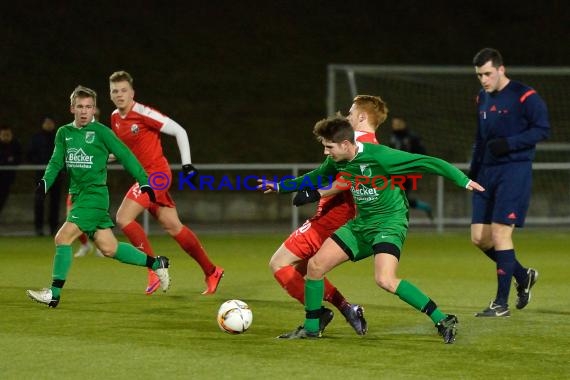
327, 64, 570, 228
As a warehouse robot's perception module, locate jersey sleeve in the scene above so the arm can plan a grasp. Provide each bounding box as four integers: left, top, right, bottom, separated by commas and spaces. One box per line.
469, 93, 484, 178
99, 125, 148, 186
278, 157, 338, 194
160, 118, 192, 165
377, 146, 470, 188
42, 128, 66, 190
137, 104, 169, 131
506, 91, 550, 150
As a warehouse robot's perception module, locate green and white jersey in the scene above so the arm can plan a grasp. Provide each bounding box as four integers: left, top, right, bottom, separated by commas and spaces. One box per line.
43, 120, 148, 210
280, 142, 469, 224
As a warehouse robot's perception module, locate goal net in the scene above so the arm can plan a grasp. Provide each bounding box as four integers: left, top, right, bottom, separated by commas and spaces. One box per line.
327, 65, 570, 226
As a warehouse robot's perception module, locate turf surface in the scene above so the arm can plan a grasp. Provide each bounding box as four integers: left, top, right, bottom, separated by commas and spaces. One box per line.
1, 231, 568, 379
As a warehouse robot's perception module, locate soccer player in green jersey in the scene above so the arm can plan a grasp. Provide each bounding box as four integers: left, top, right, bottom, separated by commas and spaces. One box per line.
261, 116, 484, 343
26, 85, 171, 308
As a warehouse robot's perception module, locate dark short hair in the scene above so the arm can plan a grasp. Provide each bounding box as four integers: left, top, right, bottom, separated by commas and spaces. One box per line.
313, 116, 354, 143
473, 48, 504, 67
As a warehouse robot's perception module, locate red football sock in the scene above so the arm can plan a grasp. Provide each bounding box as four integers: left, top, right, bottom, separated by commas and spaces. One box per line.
78, 233, 88, 245
324, 278, 349, 312
121, 221, 155, 257
274, 266, 305, 304
174, 226, 215, 275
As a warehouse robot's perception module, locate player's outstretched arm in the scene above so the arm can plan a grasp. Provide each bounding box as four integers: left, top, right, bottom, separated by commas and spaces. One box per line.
160, 119, 198, 185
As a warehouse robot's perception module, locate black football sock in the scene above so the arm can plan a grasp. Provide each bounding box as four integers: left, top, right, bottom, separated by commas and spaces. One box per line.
495, 249, 515, 306
484, 247, 527, 285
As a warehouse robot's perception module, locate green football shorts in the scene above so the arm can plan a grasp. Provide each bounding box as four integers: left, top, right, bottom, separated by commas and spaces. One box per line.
332, 217, 408, 262
67, 207, 114, 239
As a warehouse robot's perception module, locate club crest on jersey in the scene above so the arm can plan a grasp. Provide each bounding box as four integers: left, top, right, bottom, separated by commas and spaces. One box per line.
359, 164, 372, 177
85, 131, 95, 144
130, 124, 140, 134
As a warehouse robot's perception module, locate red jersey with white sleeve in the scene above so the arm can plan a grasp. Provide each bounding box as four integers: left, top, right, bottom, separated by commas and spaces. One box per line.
284, 131, 378, 259
111, 102, 171, 174
111, 102, 175, 209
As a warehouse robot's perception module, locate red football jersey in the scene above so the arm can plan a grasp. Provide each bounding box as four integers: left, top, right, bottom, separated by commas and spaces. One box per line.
110, 102, 170, 173
355, 130, 378, 144
309, 131, 378, 233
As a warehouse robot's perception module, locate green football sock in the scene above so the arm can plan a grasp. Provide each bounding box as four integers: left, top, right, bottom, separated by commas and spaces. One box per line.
51, 245, 72, 299
395, 279, 446, 324
304, 278, 324, 333
113, 242, 148, 266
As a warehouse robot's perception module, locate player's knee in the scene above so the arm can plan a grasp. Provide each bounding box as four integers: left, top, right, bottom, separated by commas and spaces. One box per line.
490, 230, 512, 247
54, 231, 73, 246
268, 256, 290, 273
166, 226, 184, 237
159, 217, 183, 236
115, 215, 132, 229
472, 238, 493, 251
471, 235, 481, 246
471, 233, 488, 248
97, 249, 114, 258
268, 256, 281, 273
95, 242, 117, 257
269, 245, 300, 273
375, 275, 396, 293
307, 259, 325, 278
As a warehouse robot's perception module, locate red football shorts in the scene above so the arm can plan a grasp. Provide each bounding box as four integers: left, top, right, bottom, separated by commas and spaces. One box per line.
284, 220, 331, 260
125, 182, 175, 215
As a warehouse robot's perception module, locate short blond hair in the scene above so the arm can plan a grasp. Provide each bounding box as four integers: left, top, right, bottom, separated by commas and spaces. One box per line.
70, 85, 97, 107
109, 70, 134, 87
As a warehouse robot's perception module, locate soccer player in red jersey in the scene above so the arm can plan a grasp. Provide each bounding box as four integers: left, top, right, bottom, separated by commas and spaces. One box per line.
268, 95, 386, 335
108, 71, 223, 295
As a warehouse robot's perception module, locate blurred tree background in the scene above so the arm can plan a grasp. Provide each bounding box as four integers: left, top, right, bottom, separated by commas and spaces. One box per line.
1, 1, 568, 163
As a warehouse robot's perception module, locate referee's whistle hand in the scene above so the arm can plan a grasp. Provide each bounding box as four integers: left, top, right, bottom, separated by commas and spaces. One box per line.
466, 180, 485, 192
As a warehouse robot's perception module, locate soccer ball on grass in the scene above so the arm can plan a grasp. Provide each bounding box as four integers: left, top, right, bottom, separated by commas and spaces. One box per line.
217, 299, 253, 334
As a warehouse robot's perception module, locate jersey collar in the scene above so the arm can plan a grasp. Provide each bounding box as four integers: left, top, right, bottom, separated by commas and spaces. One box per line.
72, 117, 96, 129
349, 141, 364, 162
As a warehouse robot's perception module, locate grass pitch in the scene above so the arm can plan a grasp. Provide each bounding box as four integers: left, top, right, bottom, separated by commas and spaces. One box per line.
1, 231, 568, 379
